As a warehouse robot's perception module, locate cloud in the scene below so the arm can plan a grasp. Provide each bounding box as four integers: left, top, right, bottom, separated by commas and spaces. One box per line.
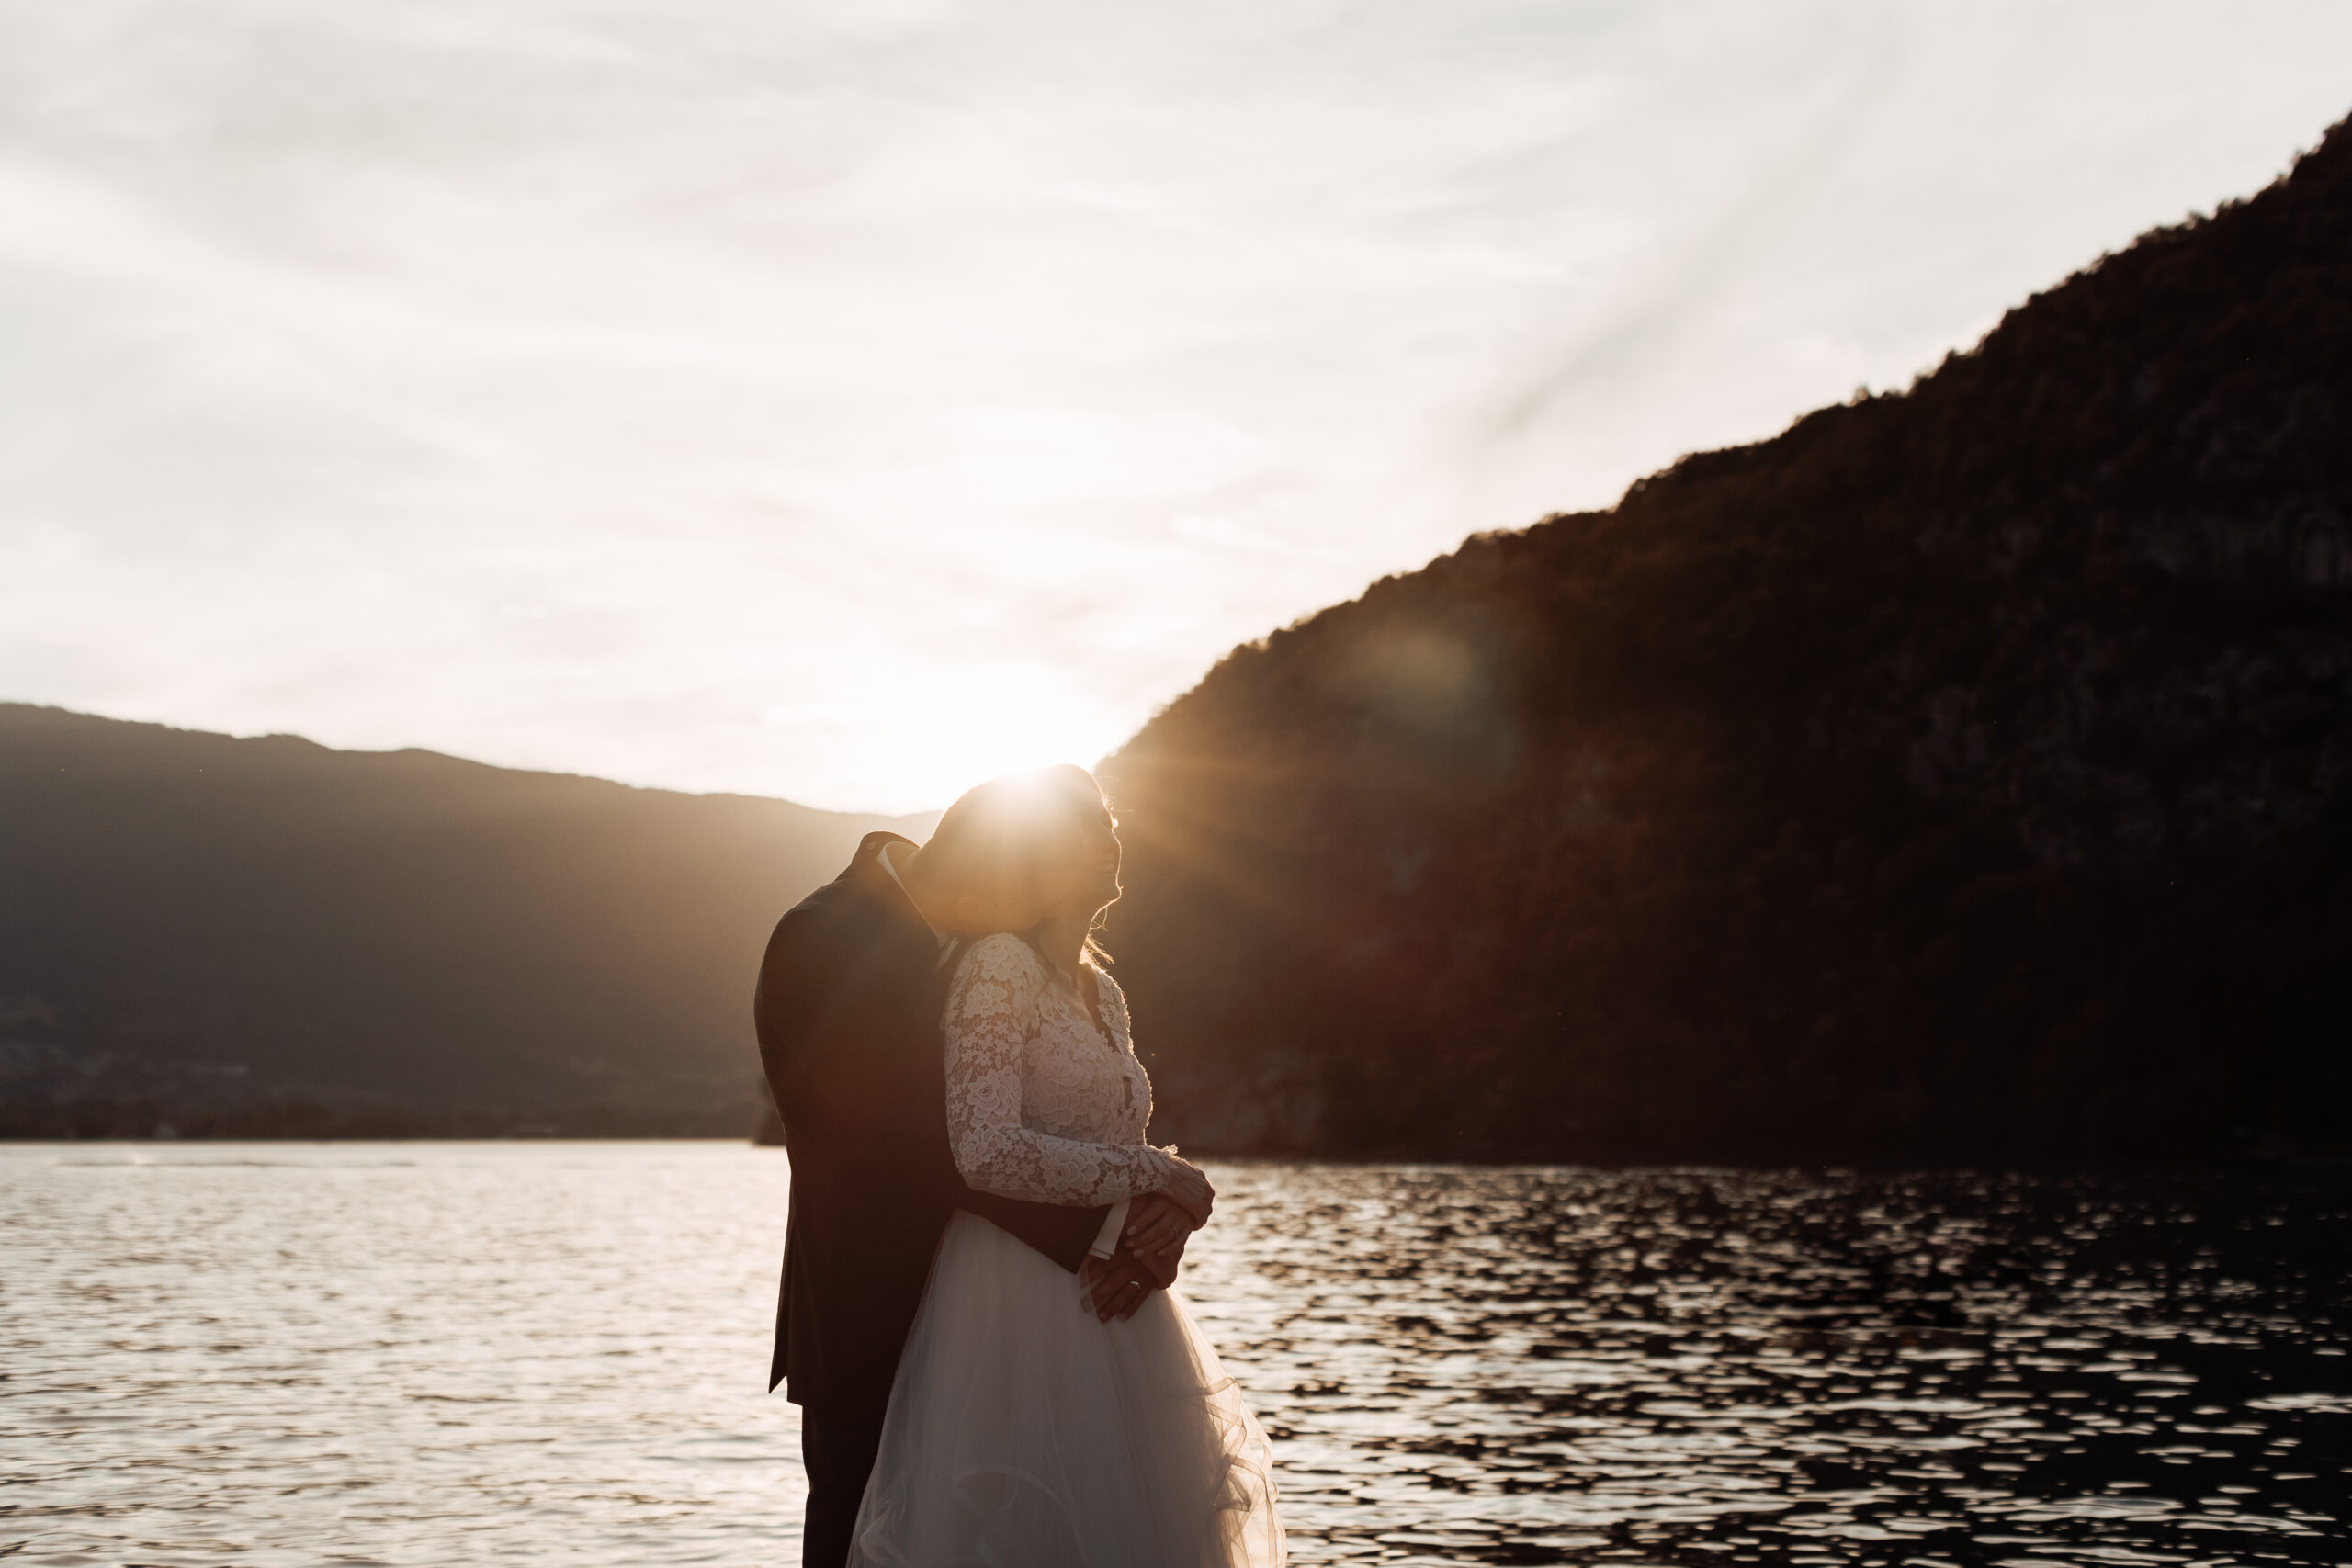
1487, 3, 1910, 441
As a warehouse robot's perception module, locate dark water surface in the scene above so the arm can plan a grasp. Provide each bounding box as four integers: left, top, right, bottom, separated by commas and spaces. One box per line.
4, 1145, 2346, 1566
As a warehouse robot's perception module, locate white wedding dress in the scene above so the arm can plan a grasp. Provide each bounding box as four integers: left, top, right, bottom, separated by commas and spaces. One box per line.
846, 933, 1284, 1568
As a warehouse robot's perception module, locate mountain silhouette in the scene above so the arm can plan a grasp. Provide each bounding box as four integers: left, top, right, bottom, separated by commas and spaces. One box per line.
10, 116, 2350, 1156
1097, 112, 2352, 1162
0, 704, 928, 1136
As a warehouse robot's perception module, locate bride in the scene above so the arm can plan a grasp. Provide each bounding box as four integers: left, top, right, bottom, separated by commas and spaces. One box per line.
847, 765, 1284, 1567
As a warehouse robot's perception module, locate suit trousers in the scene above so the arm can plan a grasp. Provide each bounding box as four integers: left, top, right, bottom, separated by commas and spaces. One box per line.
799, 1397, 888, 1568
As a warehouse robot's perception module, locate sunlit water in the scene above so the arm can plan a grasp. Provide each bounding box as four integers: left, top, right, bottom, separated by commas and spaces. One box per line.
4, 1145, 2346, 1566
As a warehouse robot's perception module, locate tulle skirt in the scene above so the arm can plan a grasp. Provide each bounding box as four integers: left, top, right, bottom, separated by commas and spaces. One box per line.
847, 1211, 1284, 1568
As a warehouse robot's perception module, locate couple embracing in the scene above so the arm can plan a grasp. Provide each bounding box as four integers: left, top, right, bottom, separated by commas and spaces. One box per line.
753, 764, 1285, 1567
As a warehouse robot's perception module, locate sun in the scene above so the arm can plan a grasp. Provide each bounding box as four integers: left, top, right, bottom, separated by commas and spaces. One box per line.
862, 662, 1131, 815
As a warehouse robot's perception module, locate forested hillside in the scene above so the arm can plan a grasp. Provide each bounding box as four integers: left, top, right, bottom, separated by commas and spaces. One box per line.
1099, 115, 2352, 1163
0, 705, 922, 1135
11, 117, 2348, 1157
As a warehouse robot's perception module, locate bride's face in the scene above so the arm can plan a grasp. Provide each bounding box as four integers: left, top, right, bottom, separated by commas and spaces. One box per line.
1065, 800, 1123, 919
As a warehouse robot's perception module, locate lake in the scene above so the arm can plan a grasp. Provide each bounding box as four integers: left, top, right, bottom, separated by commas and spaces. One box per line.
4, 1144, 2346, 1565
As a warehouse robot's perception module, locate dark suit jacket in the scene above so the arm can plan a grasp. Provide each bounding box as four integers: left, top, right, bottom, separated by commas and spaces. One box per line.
754, 830, 1107, 1408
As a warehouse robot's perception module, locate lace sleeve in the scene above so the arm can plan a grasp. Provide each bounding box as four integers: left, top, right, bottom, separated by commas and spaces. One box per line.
943, 935, 1190, 1207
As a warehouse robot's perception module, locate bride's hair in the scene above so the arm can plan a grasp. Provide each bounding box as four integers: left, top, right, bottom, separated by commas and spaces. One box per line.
920, 764, 1115, 973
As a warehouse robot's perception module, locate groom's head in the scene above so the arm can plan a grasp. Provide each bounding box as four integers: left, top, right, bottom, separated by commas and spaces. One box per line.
909, 765, 1110, 937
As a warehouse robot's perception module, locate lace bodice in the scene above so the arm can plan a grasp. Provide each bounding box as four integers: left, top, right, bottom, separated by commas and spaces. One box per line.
943, 933, 1186, 1208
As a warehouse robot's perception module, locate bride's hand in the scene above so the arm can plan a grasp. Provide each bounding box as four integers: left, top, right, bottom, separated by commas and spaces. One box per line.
1122, 1192, 1194, 1258
1156, 1153, 1215, 1227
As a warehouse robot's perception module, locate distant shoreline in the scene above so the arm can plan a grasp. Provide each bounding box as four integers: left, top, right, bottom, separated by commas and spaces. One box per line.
7, 1133, 2346, 1178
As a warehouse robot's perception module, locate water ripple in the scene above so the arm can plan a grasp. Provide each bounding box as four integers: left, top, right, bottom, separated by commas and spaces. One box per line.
1186, 1164, 2352, 1566
4, 1147, 2346, 1565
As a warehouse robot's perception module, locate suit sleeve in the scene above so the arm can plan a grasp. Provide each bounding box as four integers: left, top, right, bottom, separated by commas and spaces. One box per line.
752, 905, 838, 1111
754, 901, 921, 1118
956, 1182, 1110, 1272
757, 901, 1107, 1274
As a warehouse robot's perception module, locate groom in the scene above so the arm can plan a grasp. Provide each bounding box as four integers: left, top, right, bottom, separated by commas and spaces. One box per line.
754, 826, 1180, 1568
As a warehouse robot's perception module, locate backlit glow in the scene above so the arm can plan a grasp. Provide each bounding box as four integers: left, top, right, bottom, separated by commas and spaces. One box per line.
2, 2, 2348, 810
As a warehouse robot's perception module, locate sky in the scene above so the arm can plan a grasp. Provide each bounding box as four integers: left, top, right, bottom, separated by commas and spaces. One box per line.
3, 1, 2349, 813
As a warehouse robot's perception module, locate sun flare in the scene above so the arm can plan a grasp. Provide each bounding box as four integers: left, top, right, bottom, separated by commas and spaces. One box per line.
826, 662, 1131, 815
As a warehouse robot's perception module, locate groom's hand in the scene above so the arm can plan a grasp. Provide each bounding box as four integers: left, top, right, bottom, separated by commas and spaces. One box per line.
1136, 1226, 1189, 1290
1081, 1248, 1160, 1323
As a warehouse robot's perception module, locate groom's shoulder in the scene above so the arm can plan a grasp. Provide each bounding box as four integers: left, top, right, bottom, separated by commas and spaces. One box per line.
785, 869, 858, 919
764, 834, 908, 953
768, 863, 868, 948
754, 876, 874, 1027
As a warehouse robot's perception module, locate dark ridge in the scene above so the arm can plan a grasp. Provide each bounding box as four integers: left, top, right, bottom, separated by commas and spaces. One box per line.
1098, 113, 2352, 1164
0, 704, 925, 1137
